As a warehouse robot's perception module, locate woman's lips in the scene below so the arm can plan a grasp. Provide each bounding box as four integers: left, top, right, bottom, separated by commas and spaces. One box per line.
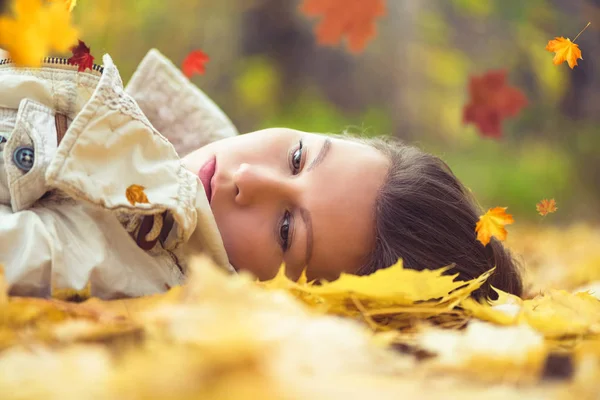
198, 156, 216, 204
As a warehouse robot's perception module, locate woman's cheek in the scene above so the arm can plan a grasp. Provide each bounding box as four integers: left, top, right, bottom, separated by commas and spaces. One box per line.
213, 211, 280, 280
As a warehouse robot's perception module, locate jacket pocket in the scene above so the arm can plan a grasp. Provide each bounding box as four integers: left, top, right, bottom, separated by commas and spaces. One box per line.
3, 99, 58, 211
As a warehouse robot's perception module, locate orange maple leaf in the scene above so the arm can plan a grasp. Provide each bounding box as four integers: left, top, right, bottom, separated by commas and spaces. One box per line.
475, 207, 515, 246
463, 70, 528, 139
50, 0, 77, 12
182, 50, 209, 78
126, 184, 149, 206
536, 199, 558, 216
545, 23, 589, 69
545, 37, 582, 69
299, 0, 386, 53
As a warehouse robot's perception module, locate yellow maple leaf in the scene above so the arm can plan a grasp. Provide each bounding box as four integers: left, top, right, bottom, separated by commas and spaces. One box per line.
125, 184, 149, 205
309, 261, 466, 303
50, 0, 77, 12
0, 0, 78, 67
461, 287, 523, 326
261, 261, 493, 330
475, 207, 514, 246
536, 198, 558, 216
523, 290, 600, 338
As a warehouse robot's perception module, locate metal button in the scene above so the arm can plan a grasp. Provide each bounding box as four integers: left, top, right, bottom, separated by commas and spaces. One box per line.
13, 146, 35, 171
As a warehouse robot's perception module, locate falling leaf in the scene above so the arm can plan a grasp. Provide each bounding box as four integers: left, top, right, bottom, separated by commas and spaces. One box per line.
463, 70, 527, 139
182, 50, 209, 78
536, 199, 558, 217
545, 23, 590, 70
475, 207, 514, 246
545, 37, 582, 69
125, 184, 149, 205
68, 39, 95, 72
50, 0, 77, 12
0, 0, 79, 67
299, 0, 386, 53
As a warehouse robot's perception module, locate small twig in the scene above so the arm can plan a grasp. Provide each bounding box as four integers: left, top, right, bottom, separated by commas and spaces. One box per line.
366, 306, 461, 317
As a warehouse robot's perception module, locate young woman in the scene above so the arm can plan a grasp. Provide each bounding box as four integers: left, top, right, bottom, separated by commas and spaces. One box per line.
0, 49, 522, 299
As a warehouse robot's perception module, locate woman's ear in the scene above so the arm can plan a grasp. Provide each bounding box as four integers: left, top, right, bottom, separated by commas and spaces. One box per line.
125, 49, 239, 156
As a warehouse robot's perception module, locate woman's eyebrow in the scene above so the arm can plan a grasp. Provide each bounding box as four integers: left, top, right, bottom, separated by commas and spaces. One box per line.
307, 138, 332, 172
299, 138, 332, 269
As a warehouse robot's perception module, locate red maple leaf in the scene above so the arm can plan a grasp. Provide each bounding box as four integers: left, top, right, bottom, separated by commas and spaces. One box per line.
68, 40, 95, 72
182, 50, 210, 78
462, 70, 527, 139
299, 0, 386, 53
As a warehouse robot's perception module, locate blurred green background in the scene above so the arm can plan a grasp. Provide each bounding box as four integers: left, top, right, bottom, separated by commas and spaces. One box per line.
72, 0, 600, 223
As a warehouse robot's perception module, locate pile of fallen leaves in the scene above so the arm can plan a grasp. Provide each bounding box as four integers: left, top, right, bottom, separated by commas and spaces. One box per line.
2, 1, 600, 398
2, 224, 600, 399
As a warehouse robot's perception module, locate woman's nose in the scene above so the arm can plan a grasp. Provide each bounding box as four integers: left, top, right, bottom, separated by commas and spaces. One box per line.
233, 163, 294, 206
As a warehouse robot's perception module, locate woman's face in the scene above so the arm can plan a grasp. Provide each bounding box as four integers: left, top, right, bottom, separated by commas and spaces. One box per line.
182, 128, 389, 281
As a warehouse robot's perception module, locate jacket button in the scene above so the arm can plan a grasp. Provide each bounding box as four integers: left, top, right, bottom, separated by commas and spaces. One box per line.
13, 146, 35, 171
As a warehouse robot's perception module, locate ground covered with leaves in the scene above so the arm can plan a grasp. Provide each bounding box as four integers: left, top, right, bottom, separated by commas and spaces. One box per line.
1, 224, 600, 399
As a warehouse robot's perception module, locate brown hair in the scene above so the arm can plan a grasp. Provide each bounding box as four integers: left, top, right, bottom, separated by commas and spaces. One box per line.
353, 136, 523, 299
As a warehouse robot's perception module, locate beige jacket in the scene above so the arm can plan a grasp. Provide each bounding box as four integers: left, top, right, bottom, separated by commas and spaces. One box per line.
0, 49, 237, 299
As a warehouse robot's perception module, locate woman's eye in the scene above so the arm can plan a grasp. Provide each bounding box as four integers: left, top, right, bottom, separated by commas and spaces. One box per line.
280, 211, 291, 250
291, 140, 303, 174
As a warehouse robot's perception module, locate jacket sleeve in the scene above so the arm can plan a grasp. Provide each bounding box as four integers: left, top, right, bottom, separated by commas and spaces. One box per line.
0, 204, 54, 297
125, 49, 239, 157
0, 200, 184, 300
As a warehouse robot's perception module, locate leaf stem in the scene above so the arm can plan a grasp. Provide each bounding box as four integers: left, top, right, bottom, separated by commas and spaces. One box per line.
573, 22, 591, 42
350, 294, 379, 331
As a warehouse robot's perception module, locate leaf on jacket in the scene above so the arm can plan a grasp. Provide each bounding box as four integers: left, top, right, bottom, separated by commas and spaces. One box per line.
126, 184, 149, 205
0, 0, 79, 67
68, 40, 95, 72
475, 206, 514, 246
462, 70, 527, 139
50, 0, 77, 12
536, 198, 558, 217
298, 0, 386, 53
182, 50, 210, 78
